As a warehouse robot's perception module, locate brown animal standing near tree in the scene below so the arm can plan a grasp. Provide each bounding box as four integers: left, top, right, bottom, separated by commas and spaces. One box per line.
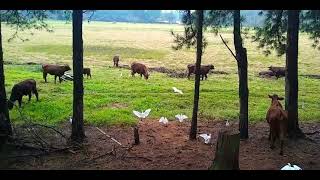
42, 64, 71, 83
8, 79, 39, 109
131, 62, 149, 80
266, 94, 288, 155
83, 68, 91, 79
187, 64, 215, 80
113, 55, 120, 67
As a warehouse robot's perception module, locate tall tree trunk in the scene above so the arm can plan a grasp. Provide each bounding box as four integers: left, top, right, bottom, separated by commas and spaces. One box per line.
71, 10, 85, 142
0, 16, 13, 143
285, 10, 304, 139
233, 10, 249, 140
189, 10, 203, 140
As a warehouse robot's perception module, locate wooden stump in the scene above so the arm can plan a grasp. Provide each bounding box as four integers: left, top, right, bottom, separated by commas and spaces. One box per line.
209, 129, 240, 170
134, 126, 140, 145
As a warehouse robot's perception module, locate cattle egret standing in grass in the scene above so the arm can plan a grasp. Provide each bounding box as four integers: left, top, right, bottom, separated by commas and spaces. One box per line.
175, 114, 188, 122
159, 117, 168, 125
120, 73, 123, 77
133, 109, 151, 120
172, 87, 183, 94
69, 117, 73, 124
281, 163, 302, 170
199, 133, 211, 144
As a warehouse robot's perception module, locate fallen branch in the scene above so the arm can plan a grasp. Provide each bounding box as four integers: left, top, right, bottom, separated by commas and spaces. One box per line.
29, 123, 67, 139
91, 147, 116, 161
95, 127, 122, 146
219, 34, 237, 61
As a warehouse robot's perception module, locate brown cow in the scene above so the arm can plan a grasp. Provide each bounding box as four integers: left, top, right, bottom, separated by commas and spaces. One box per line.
131, 62, 149, 80
266, 94, 288, 155
83, 68, 92, 79
113, 55, 120, 67
187, 64, 215, 80
42, 64, 71, 83
8, 79, 39, 110
268, 66, 285, 78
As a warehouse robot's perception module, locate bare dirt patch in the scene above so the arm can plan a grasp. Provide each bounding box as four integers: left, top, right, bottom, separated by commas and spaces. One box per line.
109, 102, 128, 109
1, 120, 319, 170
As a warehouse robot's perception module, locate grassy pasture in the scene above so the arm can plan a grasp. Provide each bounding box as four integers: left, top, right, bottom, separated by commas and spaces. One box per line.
2, 21, 320, 126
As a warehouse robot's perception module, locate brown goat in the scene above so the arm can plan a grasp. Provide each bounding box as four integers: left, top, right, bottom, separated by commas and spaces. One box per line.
131, 62, 149, 80
268, 66, 286, 78
42, 64, 71, 83
266, 94, 288, 155
187, 64, 215, 80
83, 68, 92, 79
8, 79, 39, 110
113, 55, 120, 67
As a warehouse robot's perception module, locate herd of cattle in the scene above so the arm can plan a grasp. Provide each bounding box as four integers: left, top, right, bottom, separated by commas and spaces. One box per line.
6, 55, 289, 155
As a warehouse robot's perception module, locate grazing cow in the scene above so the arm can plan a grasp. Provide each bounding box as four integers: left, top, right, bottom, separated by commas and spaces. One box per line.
266, 94, 288, 155
8, 79, 39, 110
187, 64, 215, 80
83, 68, 92, 79
113, 55, 120, 67
268, 66, 285, 78
131, 62, 149, 80
42, 64, 71, 83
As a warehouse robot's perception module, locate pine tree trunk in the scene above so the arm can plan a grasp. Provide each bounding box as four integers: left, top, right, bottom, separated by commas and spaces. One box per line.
0, 16, 13, 144
209, 129, 240, 170
233, 10, 249, 140
190, 10, 203, 140
71, 10, 85, 142
285, 10, 304, 139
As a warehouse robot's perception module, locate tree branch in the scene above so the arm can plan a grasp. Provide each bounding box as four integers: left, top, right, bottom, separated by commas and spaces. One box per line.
96, 127, 122, 146
219, 34, 238, 61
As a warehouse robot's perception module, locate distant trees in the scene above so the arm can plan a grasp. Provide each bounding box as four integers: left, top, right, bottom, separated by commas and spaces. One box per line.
47, 10, 179, 24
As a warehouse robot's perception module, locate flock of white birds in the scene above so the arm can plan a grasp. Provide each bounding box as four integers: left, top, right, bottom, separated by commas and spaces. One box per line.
69, 85, 302, 170
130, 87, 232, 145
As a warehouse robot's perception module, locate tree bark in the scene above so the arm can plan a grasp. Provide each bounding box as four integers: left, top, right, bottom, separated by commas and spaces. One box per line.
285, 10, 304, 139
209, 129, 240, 170
233, 10, 249, 140
0, 16, 13, 143
190, 10, 203, 140
71, 10, 85, 142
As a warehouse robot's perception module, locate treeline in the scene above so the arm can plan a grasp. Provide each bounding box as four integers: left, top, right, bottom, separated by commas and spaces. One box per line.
47, 10, 180, 24
46, 10, 263, 26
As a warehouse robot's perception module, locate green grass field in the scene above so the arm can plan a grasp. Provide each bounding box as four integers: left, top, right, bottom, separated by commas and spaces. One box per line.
2, 21, 320, 126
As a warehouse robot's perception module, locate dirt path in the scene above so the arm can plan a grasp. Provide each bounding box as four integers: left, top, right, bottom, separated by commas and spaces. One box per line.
1, 120, 319, 170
